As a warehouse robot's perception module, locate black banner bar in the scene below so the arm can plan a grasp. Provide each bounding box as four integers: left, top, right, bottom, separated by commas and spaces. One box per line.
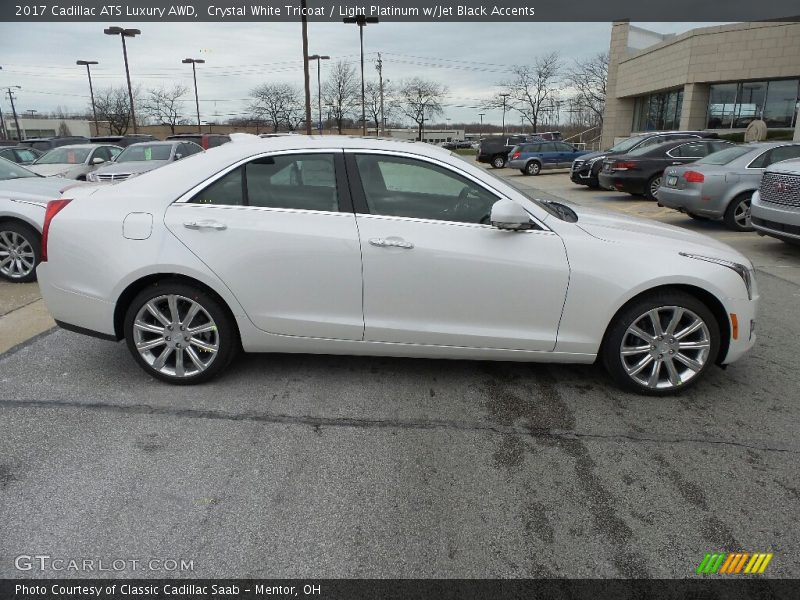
2, 1, 800, 22
2, 579, 799, 600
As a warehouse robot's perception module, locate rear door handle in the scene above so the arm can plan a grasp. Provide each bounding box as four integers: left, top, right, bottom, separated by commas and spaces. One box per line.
369, 237, 414, 249
183, 220, 227, 231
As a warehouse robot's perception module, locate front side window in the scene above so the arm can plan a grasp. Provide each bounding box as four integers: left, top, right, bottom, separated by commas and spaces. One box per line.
354, 154, 499, 224
761, 145, 800, 167
188, 153, 338, 212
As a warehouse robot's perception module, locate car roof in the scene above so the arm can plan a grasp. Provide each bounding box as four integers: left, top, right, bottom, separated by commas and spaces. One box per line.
125, 140, 180, 147
43, 144, 115, 150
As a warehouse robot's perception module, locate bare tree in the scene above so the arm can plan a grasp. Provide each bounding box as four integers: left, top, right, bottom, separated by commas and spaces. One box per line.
142, 85, 190, 134
323, 61, 360, 134
364, 80, 394, 135
501, 52, 562, 133
397, 78, 448, 141
92, 86, 141, 135
249, 83, 302, 133
565, 52, 608, 129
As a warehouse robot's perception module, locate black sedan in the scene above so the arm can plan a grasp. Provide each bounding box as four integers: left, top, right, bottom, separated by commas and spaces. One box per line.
598, 139, 734, 200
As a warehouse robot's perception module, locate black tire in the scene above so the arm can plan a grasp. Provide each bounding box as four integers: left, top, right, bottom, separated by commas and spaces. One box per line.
123, 280, 239, 385
586, 178, 600, 189
687, 212, 709, 221
491, 155, 506, 169
645, 174, 663, 201
520, 169, 526, 175
525, 161, 542, 176
601, 290, 720, 396
0, 221, 41, 283
723, 192, 754, 232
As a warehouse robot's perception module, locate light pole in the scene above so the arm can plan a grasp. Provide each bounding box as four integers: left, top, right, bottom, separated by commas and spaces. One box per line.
104, 26, 141, 134
182, 58, 205, 134
308, 55, 330, 134
499, 93, 510, 136
4, 86, 22, 141
478, 112, 485, 138
343, 14, 378, 136
0, 66, 5, 140
76, 60, 99, 136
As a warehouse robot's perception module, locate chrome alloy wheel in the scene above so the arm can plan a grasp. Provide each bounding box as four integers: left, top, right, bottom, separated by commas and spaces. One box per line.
733, 197, 751, 229
619, 306, 711, 390
132, 294, 219, 378
649, 175, 662, 200
0, 230, 36, 280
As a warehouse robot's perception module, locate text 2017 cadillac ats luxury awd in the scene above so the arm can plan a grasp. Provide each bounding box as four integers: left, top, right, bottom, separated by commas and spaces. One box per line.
37, 136, 758, 395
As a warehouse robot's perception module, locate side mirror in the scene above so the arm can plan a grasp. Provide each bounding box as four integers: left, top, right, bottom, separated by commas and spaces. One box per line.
490, 199, 534, 231
91, 157, 105, 165
175, 153, 183, 160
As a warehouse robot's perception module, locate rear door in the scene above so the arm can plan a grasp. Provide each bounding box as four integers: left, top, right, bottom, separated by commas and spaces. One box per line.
164, 150, 364, 340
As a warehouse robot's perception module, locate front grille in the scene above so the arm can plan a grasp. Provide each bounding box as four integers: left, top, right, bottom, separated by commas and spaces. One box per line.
97, 173, 131, 182
759, 172, 800, 208
752, 216, 800, 236
572, 160, 584, 172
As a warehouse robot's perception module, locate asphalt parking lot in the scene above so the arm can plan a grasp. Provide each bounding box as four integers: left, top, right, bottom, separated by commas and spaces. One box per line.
1, 166, 798, 579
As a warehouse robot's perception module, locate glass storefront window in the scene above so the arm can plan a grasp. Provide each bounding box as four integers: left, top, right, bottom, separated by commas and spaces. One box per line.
708, 79, 799, 129
632, 89, 683, 132
763, 79, 799, 128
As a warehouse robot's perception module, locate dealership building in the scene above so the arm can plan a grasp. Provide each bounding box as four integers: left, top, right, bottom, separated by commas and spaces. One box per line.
601, 20, 800, 149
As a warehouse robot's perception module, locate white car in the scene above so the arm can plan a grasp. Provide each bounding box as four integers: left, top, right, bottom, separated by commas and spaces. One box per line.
0, 157, 85, 282
37, 136, 758, 395
27, 144, 123, 180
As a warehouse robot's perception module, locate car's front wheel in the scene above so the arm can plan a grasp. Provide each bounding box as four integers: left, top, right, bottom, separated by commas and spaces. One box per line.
124, 280, 238, 384
602, 291, 720, 395
0, 222, 40, 283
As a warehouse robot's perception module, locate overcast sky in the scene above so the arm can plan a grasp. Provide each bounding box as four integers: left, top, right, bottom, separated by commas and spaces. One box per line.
0, 21, 722, 127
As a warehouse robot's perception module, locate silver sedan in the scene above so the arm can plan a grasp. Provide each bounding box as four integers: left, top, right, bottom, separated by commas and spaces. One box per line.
657, 142, 800, 231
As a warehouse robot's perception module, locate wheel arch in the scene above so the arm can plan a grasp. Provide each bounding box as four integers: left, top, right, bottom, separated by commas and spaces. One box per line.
0, 214, 42, 234
599, 283, 731, 366
113, 273, 242, 343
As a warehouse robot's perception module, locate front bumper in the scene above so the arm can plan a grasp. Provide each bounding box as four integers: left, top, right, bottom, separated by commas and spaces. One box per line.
751, 190, 800, 241
721, 294, 758, 365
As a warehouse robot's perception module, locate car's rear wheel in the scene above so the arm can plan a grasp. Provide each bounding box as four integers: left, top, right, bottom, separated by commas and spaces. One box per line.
491, 155, 506, 169
124, 281, 238, 384
723, 192, 754, 231
0, 222, 40, 283
645, 174, 663, 200
602, 291, 720, 396
525, 161, 541, 176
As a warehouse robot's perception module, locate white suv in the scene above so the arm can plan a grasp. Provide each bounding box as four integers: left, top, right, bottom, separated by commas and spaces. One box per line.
751, 158, 800, 245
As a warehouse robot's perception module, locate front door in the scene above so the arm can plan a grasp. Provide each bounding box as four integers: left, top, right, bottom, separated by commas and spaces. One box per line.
349, 152, 570, 352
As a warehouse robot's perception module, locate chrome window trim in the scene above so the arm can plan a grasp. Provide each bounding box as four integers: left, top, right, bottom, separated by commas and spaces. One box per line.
355, 212, 557, 235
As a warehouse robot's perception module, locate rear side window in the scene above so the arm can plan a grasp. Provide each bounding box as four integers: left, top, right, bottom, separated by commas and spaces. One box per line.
669, 142, 709, 158
207, 136, 231, 148
760, 145, 800, 167
188, 153, 339, 212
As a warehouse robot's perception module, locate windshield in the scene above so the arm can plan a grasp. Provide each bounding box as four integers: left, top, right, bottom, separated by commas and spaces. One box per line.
117, 144, 172, 162
607, 136, 648, 153
695, 145, 751, 165
0, 157, 39, 180
476, 163, 576, 221
35, 147, 91, 165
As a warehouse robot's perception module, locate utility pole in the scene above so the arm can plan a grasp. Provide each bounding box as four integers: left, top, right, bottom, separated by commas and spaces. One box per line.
6, 87, 22, 141
301, 0, 312, 135
499, 92, 510, 136
478, 112, 485, 138
376, 52, 385, 136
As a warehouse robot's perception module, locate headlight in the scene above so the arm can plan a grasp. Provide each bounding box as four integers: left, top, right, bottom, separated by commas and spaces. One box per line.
679, 253, 754, 300
87, 173, 97, 182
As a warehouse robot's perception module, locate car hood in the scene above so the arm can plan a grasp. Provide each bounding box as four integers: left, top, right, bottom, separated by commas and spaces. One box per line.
570, 204, 746, 262
0, 177, 74, 204
27, 164, 78, 176
575, 150, 614, 161
95, 161, 169, 175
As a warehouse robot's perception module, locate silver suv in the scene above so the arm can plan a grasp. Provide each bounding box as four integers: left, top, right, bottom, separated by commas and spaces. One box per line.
751, 158, 800, 245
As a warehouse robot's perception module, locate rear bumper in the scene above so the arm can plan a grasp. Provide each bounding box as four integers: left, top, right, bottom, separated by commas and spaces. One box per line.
508, 159, 527, 170
597, 172, 647, 195
657, 187, 723, 218
37, 263, 118, 339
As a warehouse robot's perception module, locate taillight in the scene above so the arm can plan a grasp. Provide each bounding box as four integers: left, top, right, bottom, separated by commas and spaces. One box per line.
683, 170, 705, 183
612, 160, 639, 171
41, 199, 72, 262
511, 152, 521, 159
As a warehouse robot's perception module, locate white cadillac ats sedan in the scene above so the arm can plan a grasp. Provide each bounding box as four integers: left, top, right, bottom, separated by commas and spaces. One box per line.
37, 137, 758, 395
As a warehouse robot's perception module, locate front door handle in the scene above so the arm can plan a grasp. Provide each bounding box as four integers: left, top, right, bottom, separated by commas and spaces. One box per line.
184, 220, 227, 231
369, 237, 414, 249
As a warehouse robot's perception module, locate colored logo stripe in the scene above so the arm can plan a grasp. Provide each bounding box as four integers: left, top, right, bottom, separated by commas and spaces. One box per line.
698, 552, 773, 574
